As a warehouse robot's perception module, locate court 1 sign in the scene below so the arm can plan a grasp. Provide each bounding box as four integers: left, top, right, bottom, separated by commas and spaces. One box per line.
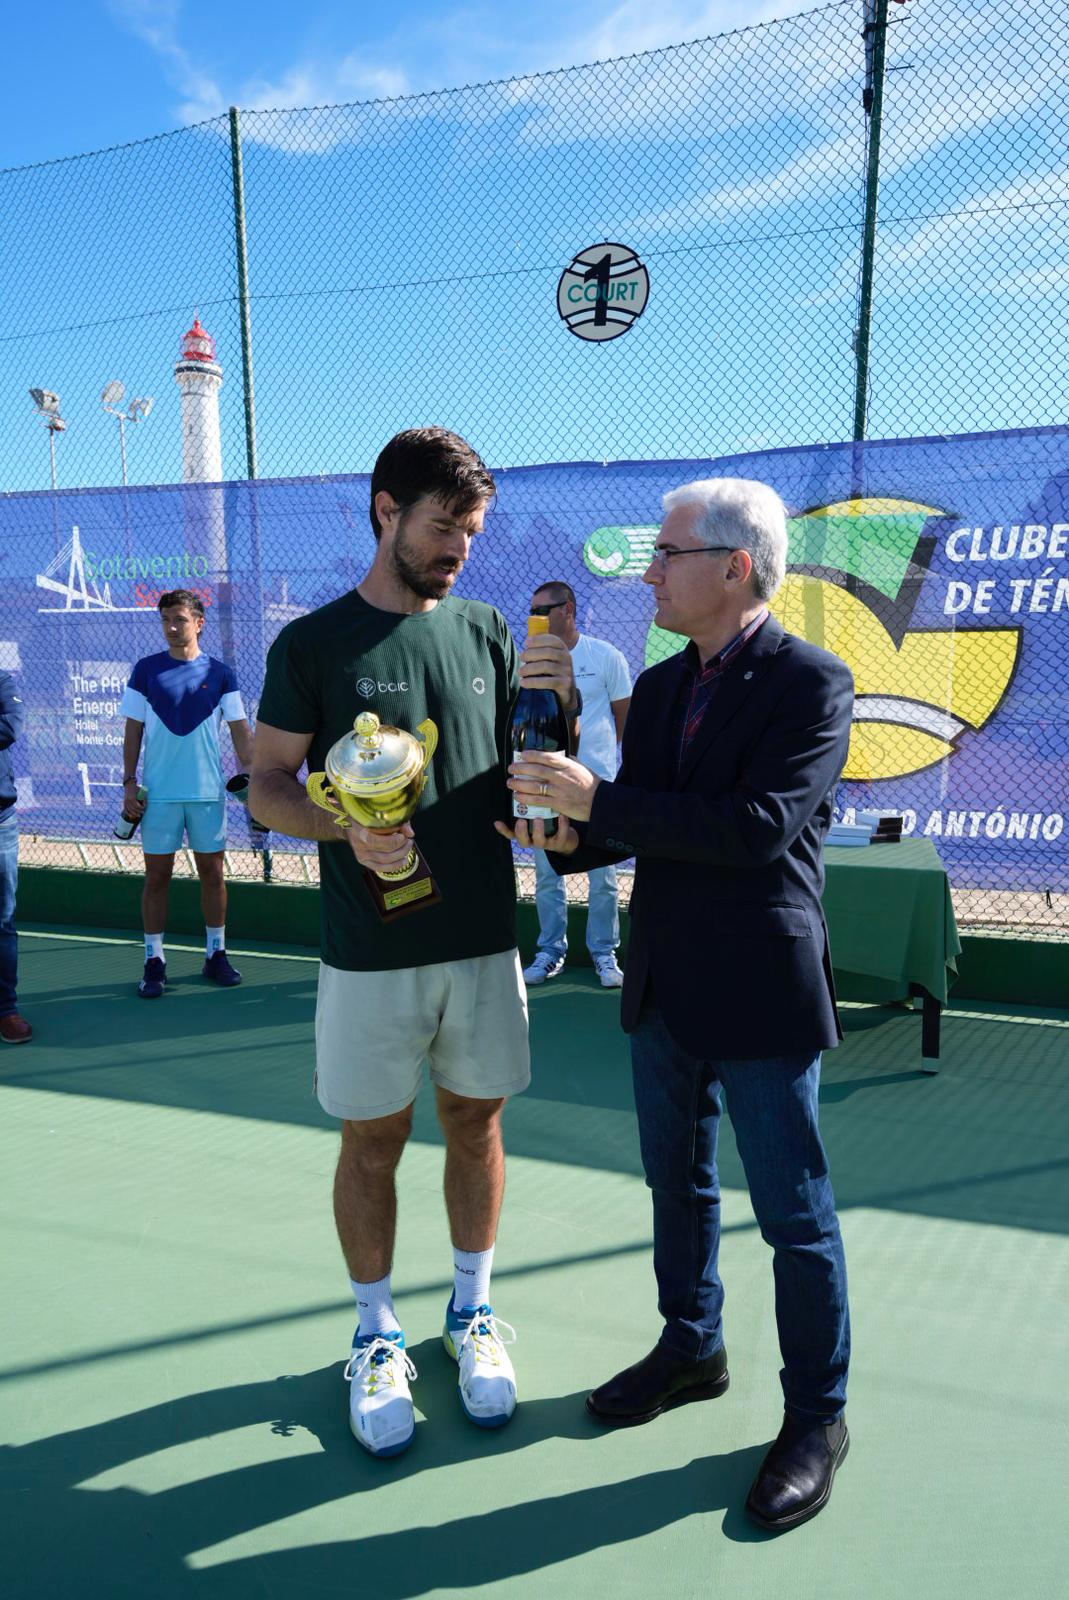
557, 243, 649, 341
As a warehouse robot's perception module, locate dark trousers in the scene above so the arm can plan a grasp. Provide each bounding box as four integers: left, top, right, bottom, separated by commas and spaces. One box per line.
0, 808, 18, 1017
630, 1002, 850, 1421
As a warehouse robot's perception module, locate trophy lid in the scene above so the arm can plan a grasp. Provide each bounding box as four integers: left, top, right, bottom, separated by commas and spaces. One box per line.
325, 712, 425, 796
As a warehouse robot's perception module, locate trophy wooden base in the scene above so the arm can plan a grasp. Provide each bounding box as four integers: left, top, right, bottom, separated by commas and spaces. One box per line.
364, 844, 443, 921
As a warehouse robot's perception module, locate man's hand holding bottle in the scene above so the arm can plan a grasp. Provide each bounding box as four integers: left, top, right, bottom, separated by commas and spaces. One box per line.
497, 611, 587, 853
121, 780, 147, 819
518, 629, 578, 712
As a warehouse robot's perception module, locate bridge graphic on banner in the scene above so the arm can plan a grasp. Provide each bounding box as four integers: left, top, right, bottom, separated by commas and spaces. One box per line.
36, 526, 140, 613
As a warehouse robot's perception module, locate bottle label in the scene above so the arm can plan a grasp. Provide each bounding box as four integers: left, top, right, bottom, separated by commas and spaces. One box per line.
513, 798, 558, 822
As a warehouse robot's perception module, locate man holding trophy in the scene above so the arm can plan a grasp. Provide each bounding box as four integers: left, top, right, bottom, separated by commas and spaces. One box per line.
250, 428, 577, 1458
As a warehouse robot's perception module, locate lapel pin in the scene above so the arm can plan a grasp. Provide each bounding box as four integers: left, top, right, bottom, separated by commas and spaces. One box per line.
744, 671, 753, 680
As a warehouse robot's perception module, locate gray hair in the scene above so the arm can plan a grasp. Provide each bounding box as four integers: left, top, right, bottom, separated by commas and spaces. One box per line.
662, 478, 788, 601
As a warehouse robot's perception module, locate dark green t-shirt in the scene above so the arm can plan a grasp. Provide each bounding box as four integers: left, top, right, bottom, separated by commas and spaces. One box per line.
258, 590, 520, 971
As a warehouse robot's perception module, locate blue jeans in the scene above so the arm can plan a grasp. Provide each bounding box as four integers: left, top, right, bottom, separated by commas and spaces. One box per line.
0, 808, 18, 1018
631, 1002, 850, 1422
534, 848, 619, 960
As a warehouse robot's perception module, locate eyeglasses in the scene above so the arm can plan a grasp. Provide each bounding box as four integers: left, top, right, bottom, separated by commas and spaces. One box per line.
529, 600, 569, 616
649, 545, 735, 569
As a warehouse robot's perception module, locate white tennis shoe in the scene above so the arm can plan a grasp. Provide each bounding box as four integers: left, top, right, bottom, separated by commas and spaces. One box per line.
344, 1331, 417, 1457
443, 1301, 517, 1427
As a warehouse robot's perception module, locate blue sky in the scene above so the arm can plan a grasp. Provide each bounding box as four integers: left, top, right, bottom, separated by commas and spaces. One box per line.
1, 0, 811, 166
1, 1, 1066, 493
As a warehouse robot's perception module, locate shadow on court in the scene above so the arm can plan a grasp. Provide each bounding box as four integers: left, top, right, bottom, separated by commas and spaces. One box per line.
2, 1345, 770, 1599
5, 928, 1069, 1236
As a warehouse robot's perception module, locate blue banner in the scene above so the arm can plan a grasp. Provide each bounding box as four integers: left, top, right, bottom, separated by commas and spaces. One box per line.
2, 426, 1068, 893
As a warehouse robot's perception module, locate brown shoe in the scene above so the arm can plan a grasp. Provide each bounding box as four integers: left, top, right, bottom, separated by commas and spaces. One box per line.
0, 1013, 32, 1044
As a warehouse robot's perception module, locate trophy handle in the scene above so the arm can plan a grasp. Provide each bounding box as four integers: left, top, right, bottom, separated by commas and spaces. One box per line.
306, 771, 351, 829
416, 719, 438, 771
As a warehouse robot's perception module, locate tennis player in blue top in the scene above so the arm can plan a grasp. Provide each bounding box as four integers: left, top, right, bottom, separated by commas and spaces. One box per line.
119, 590, 254, 998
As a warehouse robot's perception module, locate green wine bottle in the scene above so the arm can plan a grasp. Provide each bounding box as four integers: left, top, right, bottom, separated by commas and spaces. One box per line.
509, 615, 569, 840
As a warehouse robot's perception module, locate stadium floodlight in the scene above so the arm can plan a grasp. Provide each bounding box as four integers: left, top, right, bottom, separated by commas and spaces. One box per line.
30, 387, 62, 416
100, 379, 154, 485
29, 387, 66, 488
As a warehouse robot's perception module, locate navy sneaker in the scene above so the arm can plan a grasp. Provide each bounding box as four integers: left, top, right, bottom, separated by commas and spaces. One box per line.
138, 956, 167, 999
203, 950, 242, 987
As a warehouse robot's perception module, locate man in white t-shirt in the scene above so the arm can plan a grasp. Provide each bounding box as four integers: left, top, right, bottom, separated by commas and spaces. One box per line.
522, 582, 631, 989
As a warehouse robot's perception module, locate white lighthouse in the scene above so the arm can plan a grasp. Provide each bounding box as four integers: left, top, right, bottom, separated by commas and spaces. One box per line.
175, 315, 223, 482
174, 315, 227, 580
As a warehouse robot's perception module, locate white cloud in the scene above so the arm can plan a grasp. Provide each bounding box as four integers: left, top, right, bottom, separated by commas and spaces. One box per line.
110, 0, 825, 148
995, 266, 1069, 296
798, 155, 1069, 309
569, 0, 816, 63
109, 0, 226, 123
109, 0, 412, 145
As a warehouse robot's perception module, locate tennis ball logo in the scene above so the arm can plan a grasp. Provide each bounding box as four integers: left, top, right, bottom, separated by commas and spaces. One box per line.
557, 243, 649, 342
769, 573, 1020, 780
583, 525, 658, 576
589, 499, 1021, 782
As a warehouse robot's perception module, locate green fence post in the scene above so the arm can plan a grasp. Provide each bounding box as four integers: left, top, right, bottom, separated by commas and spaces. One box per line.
229, 106, 258, 480
852, 0, 891, 444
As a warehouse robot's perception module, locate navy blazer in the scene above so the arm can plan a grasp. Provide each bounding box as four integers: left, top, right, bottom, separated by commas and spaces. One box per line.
557, 616, 854, 1060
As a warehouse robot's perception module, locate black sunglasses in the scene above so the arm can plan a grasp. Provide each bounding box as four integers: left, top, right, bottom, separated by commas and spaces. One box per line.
530, 600, 569, 616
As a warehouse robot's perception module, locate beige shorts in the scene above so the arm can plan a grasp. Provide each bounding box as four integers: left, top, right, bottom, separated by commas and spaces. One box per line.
314, 949, 531, 1121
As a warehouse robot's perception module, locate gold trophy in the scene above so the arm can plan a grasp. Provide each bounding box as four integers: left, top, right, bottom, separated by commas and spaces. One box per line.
306, 711, 442, 920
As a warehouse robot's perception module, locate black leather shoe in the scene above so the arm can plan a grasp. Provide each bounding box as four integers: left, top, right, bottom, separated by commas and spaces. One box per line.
586, 1342, 729, 1426
745, 1413, 849, 1530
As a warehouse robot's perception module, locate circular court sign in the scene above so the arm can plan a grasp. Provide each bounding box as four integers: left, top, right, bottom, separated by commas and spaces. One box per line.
557, 242, 649, 342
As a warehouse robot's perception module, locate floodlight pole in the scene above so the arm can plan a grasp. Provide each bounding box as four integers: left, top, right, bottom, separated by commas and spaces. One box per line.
116, 412, 128, 487
852, 0, 891, 443
47, 425, 58, 491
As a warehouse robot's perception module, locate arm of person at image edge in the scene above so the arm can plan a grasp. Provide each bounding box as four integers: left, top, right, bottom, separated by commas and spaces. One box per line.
498, 629, 854, 877
0, 671, 23, 814
247, 624, 424, 878
0, 671, 22, 748
118, 658, 148, 819
222, 664, 256, 776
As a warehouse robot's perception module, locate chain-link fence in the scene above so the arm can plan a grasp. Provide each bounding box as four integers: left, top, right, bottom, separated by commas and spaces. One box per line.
2, 0, 1068, 933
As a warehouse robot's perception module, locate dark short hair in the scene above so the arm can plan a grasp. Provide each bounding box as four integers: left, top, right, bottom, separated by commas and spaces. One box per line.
369, 428, 496, 540
158, 589, 205, 618
533, 580, 576, 610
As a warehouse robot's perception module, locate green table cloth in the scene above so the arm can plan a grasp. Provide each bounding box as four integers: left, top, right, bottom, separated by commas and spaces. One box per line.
822, 837, 961, 1008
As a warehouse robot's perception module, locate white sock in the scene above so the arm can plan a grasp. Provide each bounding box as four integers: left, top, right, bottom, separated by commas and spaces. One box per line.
206, 925, 225, 956
351, 1275, 401, 1339
453, 1244, 495, 1312
145, 933, 164, 962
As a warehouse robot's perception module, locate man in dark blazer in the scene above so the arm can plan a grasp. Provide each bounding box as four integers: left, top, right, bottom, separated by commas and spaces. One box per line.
500, 477, 854, 1531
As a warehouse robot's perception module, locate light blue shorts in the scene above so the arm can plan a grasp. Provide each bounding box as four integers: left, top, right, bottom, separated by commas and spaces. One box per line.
141, 798, 227, 856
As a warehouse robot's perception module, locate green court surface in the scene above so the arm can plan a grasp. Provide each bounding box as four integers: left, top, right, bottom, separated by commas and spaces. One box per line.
2, 927, 1067, 1599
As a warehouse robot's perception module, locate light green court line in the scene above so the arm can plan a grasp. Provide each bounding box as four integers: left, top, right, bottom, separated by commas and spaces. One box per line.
19, 932, 1069, 1025
19, 928, 320, 963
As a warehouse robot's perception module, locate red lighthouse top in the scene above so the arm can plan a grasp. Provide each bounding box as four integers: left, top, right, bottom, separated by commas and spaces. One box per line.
180, 316, 216, 364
